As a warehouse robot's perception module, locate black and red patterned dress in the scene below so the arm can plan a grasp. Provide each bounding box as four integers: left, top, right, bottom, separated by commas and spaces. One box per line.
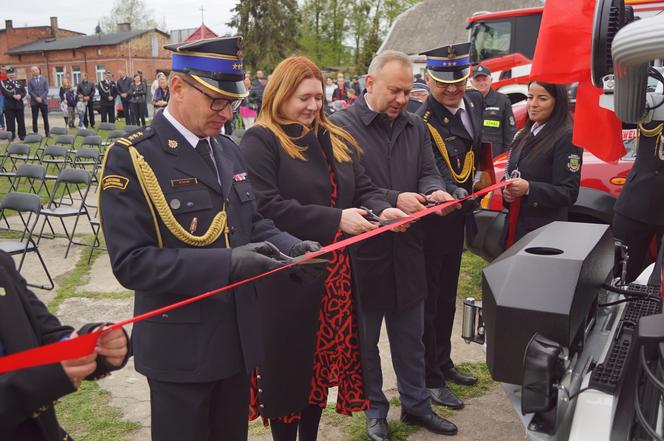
241, 123, 392, 422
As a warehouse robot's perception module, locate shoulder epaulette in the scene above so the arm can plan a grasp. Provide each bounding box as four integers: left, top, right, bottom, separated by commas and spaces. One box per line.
114, 126, 155, 148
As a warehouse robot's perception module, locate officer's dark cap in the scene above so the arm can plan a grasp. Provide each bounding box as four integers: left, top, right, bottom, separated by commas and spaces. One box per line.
164, 36, 248, 99
472, 65, 491, 79
420, 43, 471, 84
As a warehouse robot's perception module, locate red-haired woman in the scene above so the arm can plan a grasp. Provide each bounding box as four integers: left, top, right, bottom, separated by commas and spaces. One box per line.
240, 55, 408, 441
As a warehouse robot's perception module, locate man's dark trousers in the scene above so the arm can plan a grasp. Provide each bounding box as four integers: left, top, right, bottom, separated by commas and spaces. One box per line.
5, 109, 26, 140
121, 97, 131, 124
360, 301, 431, 418
148, 371, 250, 441
100, 105, 115, 124
31, 102, 49, 136
83, 101, 95, 128
423, 214, 465, 387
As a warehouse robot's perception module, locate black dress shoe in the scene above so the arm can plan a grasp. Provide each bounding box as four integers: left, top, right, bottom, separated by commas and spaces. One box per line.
401, 410, 458, 435
366, 417, 391, 441
444, 367, 478, 386
428, 386, 464, 409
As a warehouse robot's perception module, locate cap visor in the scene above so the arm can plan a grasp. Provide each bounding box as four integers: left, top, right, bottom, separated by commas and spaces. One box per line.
191, 74, 248, 98
428, 68, 470, 84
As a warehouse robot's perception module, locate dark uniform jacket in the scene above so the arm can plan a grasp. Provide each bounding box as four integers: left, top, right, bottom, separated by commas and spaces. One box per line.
480, 88, 517, 157
614, 123, 664, 225
240, 123, 392, 416
97, 80, 118, 108
505, 130, 583, 241
331, 94, 446, 312
0, 251, 128, 441
99, 112, 300, 383
416, 92, 484, 194
0, 80, 26, 110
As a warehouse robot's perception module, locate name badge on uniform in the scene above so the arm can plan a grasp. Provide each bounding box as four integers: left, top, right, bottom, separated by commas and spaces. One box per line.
233, 172, 247, 182
483, 119, 500, 128
171, 178, 199, 188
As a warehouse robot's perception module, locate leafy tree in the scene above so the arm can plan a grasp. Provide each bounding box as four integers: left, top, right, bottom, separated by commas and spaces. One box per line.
228, 0, 300, 71
99, 0, 158, 32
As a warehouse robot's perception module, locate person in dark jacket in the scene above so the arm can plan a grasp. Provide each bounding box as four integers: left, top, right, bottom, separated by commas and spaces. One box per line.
240, 55, 408, 441
0, 250, 130, 441
407, 82, 429, 113
129, 73, 146, 126
612, 121, 664, 282
27, 66, 50, 136
503, 81, 582, 246
116, 70, 132, 124
97, 70, 118, 123
417, 43, 486, 411
331, 50, 459, 440
76, 72, 96, 128
469, 65, 517, 157
0, 67, 27, 140
99, 37, 313, 441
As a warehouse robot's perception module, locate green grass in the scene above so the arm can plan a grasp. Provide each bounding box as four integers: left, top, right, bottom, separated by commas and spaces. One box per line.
345, 414, 418, 441
458, 251, 486, 300
55, 382, 140, 441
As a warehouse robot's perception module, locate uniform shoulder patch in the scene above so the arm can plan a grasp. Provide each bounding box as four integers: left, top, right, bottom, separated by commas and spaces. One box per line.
101, 174, 129, 191
567, 153, 581, 173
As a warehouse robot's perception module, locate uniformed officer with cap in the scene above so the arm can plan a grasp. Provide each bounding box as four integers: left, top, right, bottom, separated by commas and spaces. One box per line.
97, 70, 118, 123
99, 36, 318, 441
0, 67, 27, 140
408, 81, 430, 113
469, 65, 516, 157
416, 42, 484, 410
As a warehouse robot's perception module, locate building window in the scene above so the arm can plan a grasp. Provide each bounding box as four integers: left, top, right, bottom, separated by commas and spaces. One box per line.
96, 64, 106, 83
55, 66, 65, 87
151, 36, 159, 58
72, 66, 81, 85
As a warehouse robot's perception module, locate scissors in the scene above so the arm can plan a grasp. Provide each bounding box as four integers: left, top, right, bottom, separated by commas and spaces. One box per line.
359, 206, 413, 226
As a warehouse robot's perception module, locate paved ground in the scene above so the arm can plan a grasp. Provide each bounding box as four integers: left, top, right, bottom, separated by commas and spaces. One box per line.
6, 115, 526, 440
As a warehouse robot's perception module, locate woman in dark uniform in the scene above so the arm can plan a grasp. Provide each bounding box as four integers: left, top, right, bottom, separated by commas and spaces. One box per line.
240, 55, 407, 441
503, 81, 583, 246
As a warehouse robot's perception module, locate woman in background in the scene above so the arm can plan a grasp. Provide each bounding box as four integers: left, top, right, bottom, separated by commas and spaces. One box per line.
129, 73, 146, 126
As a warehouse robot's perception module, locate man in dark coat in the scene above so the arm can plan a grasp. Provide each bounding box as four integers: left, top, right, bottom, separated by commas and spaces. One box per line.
0, 67, 27, 140
407, 82, 429, 113
332, 50, 459, 441
76, 72, 95, 128
416, 43, 485, 410
99, 37, 313, 441
0, 250, 130, 441
27, 66, 50, 137
116, 70, 132, 123
469, 65, 517, 156
97, 71, 117, 124
613, 121, 664, 282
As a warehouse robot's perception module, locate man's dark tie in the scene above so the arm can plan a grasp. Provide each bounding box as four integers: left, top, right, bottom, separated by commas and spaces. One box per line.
195, 139, 216, 175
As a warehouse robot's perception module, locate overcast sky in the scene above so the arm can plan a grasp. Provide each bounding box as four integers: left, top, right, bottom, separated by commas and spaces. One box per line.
6, 0, 238, 36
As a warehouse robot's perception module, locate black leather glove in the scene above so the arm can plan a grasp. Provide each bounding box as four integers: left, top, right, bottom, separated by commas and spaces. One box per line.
288, 240, 322, 257
230, 242, 284, 282
452, 187, 469, 199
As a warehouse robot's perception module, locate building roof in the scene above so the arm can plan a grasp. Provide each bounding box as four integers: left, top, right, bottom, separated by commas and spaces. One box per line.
183, 24, 218, 42
7, 29, 169, 54
379, 0, 543, 55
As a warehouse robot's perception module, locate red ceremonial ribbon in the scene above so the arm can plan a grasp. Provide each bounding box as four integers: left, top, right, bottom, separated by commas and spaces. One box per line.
0, 181, 510, 374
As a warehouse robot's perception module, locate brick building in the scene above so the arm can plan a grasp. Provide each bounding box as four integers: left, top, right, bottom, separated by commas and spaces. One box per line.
1, 17, 171, 87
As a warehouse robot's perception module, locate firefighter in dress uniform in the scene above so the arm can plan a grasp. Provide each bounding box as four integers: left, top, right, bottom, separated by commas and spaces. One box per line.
98, 36, 318, 441
613, 121, 664, 282
98, 71, 118, 124
415, 43, 484, 410
0, 67, 27, 141
469, 65, 517, 157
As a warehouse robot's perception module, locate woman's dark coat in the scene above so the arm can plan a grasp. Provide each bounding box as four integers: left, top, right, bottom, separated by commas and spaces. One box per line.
505, 130, 583, 241
240, 123, 391, 417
